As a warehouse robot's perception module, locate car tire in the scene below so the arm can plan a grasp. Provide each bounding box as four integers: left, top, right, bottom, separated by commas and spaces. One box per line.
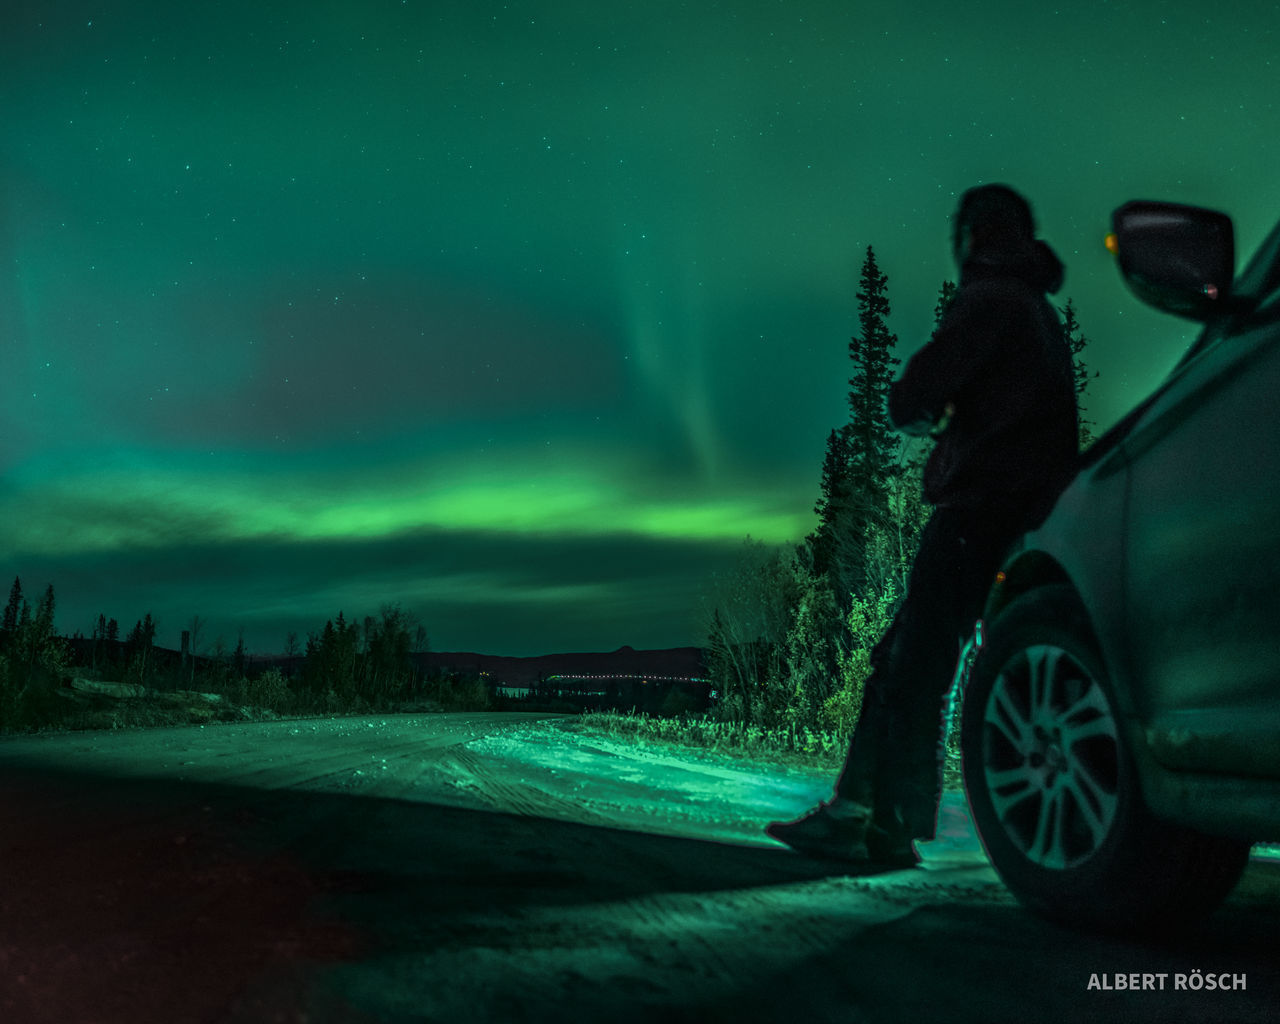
961, 584, 1250, 933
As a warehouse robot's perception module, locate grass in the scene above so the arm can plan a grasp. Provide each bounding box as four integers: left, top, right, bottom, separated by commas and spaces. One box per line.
572, 708, 965, 790
574, 709, 849, 770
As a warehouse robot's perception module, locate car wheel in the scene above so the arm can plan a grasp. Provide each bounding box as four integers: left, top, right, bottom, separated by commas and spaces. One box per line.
961, 584, 1250, 933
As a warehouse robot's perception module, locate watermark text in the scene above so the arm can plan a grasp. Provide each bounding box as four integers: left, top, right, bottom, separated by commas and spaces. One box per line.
1087, 972, 1247, 992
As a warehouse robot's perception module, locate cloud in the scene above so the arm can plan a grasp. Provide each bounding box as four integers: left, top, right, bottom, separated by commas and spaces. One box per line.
12, 522, 760, 657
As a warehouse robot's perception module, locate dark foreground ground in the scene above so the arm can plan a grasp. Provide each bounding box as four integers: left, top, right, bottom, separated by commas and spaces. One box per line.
1, 713, 1276, 1023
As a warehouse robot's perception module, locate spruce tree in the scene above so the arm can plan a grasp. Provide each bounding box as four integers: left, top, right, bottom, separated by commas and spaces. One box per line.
33, 585, 55, 652
16, 599, 32, 665
1059, 298, 1099, 449
847, 246, 900, 519
126, 613, 157, 685
803, 246, 904, 604
805, 427, 852, 581
2, 577, 21, 646
933, 280, 958, 326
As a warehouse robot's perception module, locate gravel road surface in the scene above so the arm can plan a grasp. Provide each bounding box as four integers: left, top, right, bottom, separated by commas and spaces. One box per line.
2, 713, 1276, 1022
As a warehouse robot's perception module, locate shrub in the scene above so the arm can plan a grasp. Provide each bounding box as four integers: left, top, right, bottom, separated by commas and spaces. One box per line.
821, 579, 898, 734
240, 667, 294, 714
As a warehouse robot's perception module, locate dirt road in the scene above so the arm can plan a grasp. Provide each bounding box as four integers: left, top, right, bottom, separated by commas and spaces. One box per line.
1, 713, 1276, 1022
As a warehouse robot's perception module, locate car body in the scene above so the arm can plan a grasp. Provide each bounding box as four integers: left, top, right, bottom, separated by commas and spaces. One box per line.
961, 200, 1280, 931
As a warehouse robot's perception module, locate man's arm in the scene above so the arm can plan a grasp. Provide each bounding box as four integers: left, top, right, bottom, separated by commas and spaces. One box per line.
887, 289, 987, 435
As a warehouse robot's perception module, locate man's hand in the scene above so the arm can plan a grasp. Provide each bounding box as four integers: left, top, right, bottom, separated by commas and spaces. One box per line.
930, 402, 957, 438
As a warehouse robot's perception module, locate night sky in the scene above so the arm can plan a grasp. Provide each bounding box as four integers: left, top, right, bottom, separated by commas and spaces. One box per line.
3, 1, 1277, 656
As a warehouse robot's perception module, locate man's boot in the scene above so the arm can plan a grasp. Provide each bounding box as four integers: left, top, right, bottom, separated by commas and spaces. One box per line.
766, 797, 875, 862
866, 811, 923, 867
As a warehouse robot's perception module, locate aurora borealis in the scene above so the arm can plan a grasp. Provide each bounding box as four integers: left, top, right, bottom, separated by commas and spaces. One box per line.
3, 1, 1277, 655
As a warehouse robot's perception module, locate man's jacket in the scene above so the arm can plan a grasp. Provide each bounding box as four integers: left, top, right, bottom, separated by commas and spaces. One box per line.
888, 240, 1079, 513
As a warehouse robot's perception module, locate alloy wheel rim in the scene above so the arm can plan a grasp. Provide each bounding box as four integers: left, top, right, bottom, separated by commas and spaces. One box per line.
982, 643, 1120, 870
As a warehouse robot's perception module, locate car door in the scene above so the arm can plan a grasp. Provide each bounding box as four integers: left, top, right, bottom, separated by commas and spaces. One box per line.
1121, 309, 1280, 777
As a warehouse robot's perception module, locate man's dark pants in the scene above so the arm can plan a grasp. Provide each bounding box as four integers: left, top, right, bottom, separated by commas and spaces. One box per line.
834, 500, 1045, 840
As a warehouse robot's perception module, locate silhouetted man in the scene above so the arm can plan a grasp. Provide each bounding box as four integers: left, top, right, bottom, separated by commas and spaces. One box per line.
768, 184, 1078, 865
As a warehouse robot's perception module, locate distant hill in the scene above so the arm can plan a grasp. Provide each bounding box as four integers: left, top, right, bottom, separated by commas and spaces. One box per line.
63, 637, 710, 696
415, 645, 708, 690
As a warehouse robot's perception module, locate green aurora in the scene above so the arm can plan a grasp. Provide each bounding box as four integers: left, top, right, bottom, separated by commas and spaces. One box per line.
3, 1, 1277, 653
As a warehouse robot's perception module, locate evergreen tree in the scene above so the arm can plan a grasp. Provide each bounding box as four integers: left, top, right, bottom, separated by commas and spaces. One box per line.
330, 612, 359, 695
187, 615, 205, 686
366, 604, 414, 702
2, 577, 21, 640
808, 246, 901, 601
847, 246, 901, 523
16, 599, 32, 659
34, 585, 55, 641
22, 584, 63, 675
126, 613, 157, 685
283, 631, 301, 676
303, 612, 360, 700
1059, 298, 1099, 449
805, 427, 853, 581
933, 280, 958, 326
127, 614, 156, 650
91, 612, 120, 674
801, 247, 907, 601
92, 613, 107, 671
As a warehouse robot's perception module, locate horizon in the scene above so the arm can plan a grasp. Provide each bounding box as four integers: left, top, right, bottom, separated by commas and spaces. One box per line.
33, 601, 703, 664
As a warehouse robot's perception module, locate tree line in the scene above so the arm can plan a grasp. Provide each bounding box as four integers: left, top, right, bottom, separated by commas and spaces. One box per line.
0, 577, 466, 730
704, 245, 1097, 739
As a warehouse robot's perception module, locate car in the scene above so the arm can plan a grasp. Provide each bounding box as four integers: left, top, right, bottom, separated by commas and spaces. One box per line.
960, 199, 1280, 933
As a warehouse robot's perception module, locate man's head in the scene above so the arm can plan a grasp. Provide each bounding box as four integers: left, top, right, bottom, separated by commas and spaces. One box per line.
952, 184, 1036, 265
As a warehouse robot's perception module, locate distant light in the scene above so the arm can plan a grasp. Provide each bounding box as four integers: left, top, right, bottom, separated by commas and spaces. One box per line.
994, 570, 1007, 584
1104, 233, 1119, 255
1204, 283, 1219, 299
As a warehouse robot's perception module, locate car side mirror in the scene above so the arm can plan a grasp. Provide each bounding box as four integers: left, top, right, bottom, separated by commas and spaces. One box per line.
1107, 201, 1234, 321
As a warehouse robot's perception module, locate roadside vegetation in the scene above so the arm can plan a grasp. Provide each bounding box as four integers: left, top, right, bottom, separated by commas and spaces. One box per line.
571, 707, 964, 789
0, 581, 489, 736
577, 708, 851, 767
